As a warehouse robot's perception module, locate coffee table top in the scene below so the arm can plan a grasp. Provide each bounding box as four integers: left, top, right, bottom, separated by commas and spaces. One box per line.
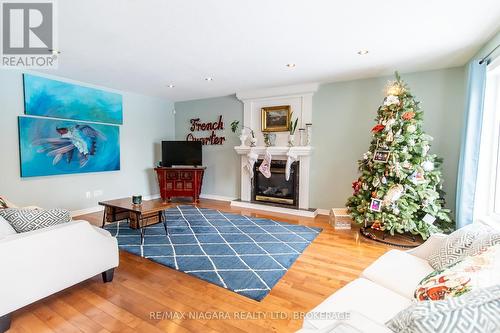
98, 198, 171, 214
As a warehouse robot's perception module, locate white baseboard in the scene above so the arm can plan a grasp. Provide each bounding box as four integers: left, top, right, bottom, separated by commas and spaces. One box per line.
200, 193, 237, 202
71, 206, 103, 217
71, 193, 161, 217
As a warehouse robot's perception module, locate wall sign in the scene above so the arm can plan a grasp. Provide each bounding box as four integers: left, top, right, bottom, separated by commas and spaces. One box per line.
186, 115, 226, 145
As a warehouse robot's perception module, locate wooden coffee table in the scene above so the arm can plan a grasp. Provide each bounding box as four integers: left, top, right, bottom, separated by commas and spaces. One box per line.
99, 198, 171, 244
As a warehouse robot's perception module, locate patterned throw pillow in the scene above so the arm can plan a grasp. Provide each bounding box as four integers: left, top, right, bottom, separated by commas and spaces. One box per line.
386, 285, 500, 333
427, 223, 500, 270
415, 244, 500, 301
0, 208, 71, 233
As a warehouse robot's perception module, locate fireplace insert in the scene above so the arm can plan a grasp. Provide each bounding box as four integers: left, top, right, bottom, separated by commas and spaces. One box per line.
252, 160, 299, 208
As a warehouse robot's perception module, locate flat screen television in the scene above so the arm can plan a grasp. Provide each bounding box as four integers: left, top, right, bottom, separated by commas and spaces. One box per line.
161, 141, 202, 167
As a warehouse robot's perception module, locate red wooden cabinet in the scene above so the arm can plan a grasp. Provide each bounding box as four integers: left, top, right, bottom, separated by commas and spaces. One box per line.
155, 167, 205, 203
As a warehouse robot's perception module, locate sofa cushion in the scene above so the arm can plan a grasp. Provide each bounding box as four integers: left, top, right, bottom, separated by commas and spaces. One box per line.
386, 285, 500, 333
0, 208, 71, 233
415, 244, 500, 301
361, 250, 434, 299
303, 278, 412, 330
0, 216, 16, 238
427, 223, 500, 270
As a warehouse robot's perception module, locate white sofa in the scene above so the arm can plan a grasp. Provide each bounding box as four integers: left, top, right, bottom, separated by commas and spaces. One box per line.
298, 233, 448, 333
0, 220, 119, 332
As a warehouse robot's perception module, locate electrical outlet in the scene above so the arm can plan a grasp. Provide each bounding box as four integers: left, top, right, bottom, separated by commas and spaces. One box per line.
85, 191, 91, 199
93, 190, 103, 197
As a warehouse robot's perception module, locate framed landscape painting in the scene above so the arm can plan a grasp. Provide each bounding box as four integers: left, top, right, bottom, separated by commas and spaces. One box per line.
18, 116, 120, 177
261, 105, 291, 132
23, 74, 123, 125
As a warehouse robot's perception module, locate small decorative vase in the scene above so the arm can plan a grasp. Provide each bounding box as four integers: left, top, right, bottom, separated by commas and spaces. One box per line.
250, 137, 257, 147
132, 195, 142, 205
288, 134, 295, 147
263, 133, 276, 147
239, 134, 248, 146
263, 133, 271, 147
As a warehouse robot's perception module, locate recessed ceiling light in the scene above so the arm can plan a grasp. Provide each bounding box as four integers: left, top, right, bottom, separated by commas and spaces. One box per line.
204, 77, 214, 81
286, 63, 296, 68
167, 84, 175, 88
357, 50, 369, 55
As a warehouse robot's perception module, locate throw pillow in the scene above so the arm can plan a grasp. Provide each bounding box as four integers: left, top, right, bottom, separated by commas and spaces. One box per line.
386, 285, 500, 333
0, 208, 71, 233
427, 223, 500, 270
0, 216, 16, 238
415, 244, 500, 301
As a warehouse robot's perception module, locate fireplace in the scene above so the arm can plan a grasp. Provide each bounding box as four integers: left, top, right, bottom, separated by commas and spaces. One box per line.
252, 160, 299, 208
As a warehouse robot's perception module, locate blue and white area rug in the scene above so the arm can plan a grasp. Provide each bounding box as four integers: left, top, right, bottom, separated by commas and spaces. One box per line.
104, 205, 321, 301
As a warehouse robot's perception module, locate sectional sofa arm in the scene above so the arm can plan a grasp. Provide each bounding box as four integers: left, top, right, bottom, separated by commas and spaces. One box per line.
406, 232, 448, 259
0, 220, 119, 317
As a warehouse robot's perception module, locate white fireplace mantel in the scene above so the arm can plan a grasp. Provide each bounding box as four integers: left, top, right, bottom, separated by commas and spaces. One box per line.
234, 145, 313, 156
231, 83, 319, 217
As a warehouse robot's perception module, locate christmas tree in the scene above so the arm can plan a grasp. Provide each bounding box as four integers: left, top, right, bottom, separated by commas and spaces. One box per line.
346, 72, 453, 239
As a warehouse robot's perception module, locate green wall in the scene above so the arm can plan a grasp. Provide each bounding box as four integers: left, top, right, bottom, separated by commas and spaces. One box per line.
175, 96, 243, 199
174, 67, 466, 212
311, 67, 465, 211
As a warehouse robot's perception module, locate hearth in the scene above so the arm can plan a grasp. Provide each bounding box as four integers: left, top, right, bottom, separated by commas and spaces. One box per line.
252, 160, 299, 208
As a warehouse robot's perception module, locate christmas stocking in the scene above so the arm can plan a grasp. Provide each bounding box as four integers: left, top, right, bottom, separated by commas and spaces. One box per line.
259, 150, 272, 178
244, 150, 259, 178
286, 148, 299, 181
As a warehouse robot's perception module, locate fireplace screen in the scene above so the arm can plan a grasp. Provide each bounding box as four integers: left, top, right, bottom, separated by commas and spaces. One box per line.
252, 160, 299, 207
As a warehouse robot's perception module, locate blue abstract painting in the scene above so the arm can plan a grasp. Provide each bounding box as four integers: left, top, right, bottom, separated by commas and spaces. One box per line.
19, 116, 120, 177
23, 74, 123, 125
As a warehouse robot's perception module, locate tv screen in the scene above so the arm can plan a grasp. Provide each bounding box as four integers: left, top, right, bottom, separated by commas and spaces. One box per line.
162, 141, 202, 167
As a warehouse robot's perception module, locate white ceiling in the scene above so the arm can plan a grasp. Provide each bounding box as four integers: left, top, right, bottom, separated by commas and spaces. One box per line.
38, 0, 500, 101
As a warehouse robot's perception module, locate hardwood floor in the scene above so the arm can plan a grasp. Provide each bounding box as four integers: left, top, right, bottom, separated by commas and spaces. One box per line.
8, 199, 391, 333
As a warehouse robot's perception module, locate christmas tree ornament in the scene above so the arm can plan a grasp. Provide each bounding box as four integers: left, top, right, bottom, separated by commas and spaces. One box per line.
385, 118, 396, 130
384, 95, 400, 106
383, 184, 404, 206
386, 131, 394, 142
409, 170, 425, 184
392, 204, 400, 215
408, 138, 416, 146
371, 220, 383, 230
422, 214, 436, 225
371, 191, 377, 198
352, 180, 362, 195
402, 111, 416, 120
362, 182, 368, 190
406, 124, 416, 133
423, 144, 430, 156
372, 177, 380, 187
422, 160, 434, 172
372, 124, 385, 133
381, 176, 387, 184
